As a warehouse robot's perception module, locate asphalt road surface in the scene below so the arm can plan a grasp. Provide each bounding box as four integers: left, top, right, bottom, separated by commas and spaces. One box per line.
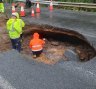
0, 50, 96, 89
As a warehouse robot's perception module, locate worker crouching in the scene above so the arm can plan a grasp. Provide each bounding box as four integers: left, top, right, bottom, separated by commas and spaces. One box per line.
6, 12, 25, 52
29, 33, 45, 58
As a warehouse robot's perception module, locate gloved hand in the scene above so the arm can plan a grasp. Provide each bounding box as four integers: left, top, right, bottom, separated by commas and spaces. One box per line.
43, 38, 46, 41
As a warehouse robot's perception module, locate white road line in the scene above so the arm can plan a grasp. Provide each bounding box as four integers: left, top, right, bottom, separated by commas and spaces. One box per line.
0, 75, 16, 89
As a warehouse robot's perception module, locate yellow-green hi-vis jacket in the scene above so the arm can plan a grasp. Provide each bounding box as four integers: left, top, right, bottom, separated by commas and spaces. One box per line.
0, 3, 4, 13
6, 14, 25, 39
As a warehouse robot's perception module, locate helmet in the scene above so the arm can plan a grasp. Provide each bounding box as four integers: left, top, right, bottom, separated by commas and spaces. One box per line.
33, 32, 39, 39
12, 12, 19, 19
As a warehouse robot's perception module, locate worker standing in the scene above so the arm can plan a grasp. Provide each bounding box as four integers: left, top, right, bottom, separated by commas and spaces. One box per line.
26, 0, 32, 8
6, 12, 25, 52
0, 0, 4, 13
29, 32, 45, 58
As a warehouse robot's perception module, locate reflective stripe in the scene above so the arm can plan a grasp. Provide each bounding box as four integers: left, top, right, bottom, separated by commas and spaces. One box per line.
9, 22, 15, 32
32, 45, 43, 51
20, 20, 22, 27
20, 20, 22, 34
32, 45, 42, 48
12, 22, 15, 31
32, 48, 42, 51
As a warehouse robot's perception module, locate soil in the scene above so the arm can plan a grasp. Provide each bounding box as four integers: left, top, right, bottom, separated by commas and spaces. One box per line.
21, 36, 68, 64
0, 15, 11, 52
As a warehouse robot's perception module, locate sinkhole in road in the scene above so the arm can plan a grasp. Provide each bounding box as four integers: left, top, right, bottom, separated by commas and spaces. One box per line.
22, 24, 96, 64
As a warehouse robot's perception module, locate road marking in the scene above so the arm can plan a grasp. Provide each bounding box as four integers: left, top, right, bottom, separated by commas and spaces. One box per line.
0, 75, 16, 89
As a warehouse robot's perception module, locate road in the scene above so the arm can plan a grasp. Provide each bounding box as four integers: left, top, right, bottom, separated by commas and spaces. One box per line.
0, 50, 96, 89
1, 6, 96, 89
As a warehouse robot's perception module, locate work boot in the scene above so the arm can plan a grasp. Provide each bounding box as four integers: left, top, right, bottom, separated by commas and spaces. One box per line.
33, 55, 36, 58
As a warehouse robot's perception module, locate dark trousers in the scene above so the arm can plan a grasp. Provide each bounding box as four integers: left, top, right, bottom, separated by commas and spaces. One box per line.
11, 38, 21, 52
32, 50, 42, 57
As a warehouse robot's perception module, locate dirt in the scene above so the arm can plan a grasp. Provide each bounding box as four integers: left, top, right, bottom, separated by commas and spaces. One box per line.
0, 15, 96, 64
0, 16, 11, 52
21, 36, 68, 64
22, 24, 96, 64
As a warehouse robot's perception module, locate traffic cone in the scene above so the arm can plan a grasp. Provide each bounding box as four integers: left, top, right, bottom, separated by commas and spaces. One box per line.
49, 1, 53, 11
36, 2, 40, 13
20, 3, 25, 17
12, 3, 16, 13
31, 8, 35, 17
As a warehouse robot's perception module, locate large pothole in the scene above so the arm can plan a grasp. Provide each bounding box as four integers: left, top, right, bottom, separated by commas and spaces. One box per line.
21, 24, 96, 64
0, 15, 95, 64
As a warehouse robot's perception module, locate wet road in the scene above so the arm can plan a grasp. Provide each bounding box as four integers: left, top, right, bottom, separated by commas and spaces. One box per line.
0, 50, 96, 89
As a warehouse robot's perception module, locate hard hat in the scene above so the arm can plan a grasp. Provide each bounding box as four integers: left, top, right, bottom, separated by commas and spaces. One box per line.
12, 12, 19, 18
33, 32, 39, 38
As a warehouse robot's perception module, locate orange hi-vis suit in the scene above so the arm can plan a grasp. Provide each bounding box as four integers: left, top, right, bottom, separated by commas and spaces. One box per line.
29, 33, 45, 51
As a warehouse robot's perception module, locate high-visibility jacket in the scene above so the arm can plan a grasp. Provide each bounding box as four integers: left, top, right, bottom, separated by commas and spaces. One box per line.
6, 13, 25, 39
0, 3, 4, 13
29, 33, 45, 51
